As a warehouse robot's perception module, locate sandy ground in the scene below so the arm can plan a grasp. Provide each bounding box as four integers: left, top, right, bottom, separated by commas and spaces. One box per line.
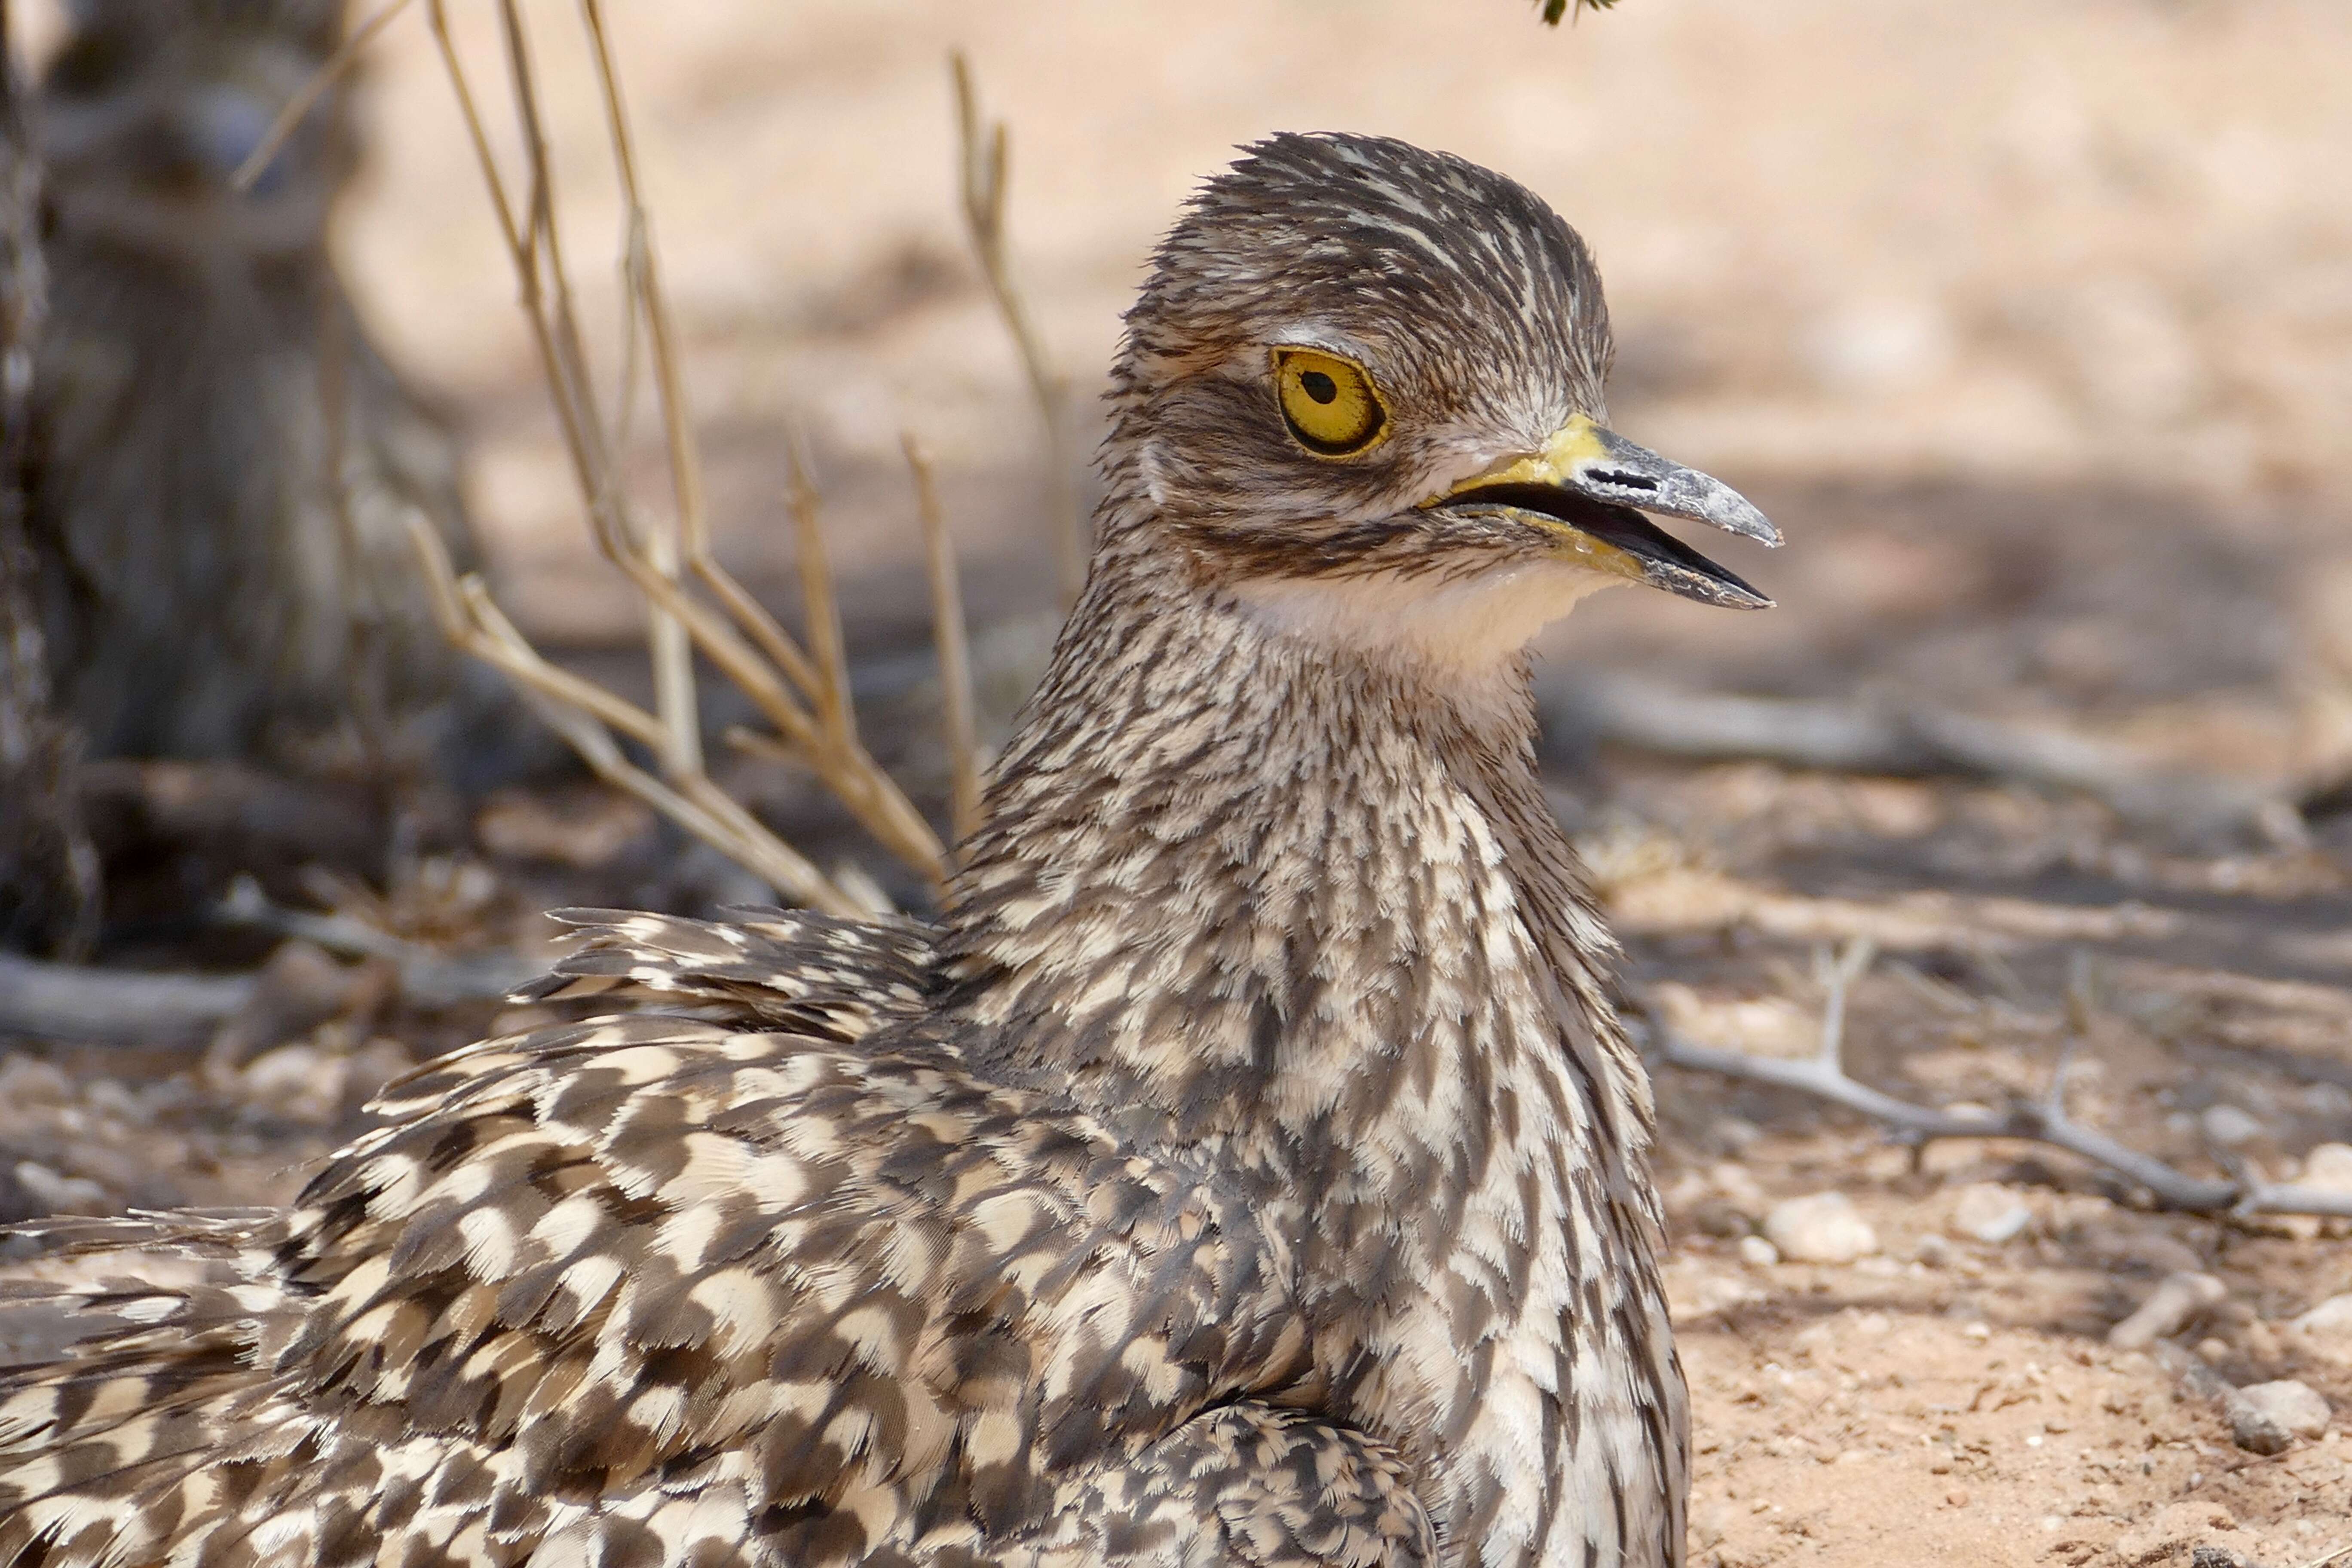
1614, 766, 2352, 1567
7, 3, 2352, 1564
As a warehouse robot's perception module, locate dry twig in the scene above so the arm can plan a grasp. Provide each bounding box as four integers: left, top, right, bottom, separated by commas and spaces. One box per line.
0, 880, 539, 1043
406, 518, 851, 913
0, 955, 255, 1044
949, 52, 1082, 604
1641, 937, 2352, 1220
405, 1, 974, 909
214, 877, 541, 1007
905, 436, 985, 845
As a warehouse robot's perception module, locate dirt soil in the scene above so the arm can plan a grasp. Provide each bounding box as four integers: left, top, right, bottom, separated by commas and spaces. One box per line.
1617, 764, 2352, 1568
6, 3, 2352, 1565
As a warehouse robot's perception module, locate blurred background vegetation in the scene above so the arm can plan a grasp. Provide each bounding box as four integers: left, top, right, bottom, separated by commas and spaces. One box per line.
230, 0, 2352, 848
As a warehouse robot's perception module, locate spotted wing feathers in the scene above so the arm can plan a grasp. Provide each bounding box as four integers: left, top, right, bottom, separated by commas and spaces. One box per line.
513, 908, 934, 1038
0, 924, 1416, 1567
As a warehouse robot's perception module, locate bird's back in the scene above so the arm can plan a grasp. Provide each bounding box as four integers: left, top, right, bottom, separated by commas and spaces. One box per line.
0, 911, 1404, 1568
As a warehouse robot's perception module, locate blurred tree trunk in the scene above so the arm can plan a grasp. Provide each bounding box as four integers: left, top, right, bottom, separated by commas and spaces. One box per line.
0, 3, 98, 957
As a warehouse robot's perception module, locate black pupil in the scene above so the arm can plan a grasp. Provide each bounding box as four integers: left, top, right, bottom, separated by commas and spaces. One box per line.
1299, 371, 1339, 405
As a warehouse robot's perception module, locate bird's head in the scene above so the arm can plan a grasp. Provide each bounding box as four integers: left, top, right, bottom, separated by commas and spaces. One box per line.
1105, 133, 1779, 669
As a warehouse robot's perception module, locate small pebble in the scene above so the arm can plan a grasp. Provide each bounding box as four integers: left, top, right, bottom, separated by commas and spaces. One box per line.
2295, 1293, 2352, 1335
2109, 1271, 2226, 1351
2236, 1380, 2330, 1441
2302, 1084, 2352, 1117
1945, 1488, 1969, 1507
1710, 1161, 1768, 1212
11, 1161, 107, 1214
1709, 1117, 1761, 1155
2226, 1400, 2291, 1457
1950, 1182, 2033, 1245
2301, 1143, 2352, 1191
2190, 1548, 2254, 1568
1687, 1197, 1757, 1240
2201, 1105, 2264, 1147
1736, 1234, 1779, 1267
1763, 1192, 1878, 1264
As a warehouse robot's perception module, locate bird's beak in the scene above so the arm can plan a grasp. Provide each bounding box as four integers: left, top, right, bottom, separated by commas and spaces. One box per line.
1428, 414, 1780, 609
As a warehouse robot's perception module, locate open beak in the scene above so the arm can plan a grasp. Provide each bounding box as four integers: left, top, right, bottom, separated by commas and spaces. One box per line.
1427, 415, 1780, 609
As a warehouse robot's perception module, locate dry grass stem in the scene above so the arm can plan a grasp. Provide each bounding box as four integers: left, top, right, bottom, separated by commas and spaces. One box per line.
407, 0, 953, 904
949, 52, 1083, 604
405, 517, 851, 913
489, 0, 697, 781
905, 435, 984, 845
785, 437, 855, 755
577, 0, 699, 777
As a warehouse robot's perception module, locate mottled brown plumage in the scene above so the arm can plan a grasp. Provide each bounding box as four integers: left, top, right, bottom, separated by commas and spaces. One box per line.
25, 0, 514, 783
0, 133, 1779, 1567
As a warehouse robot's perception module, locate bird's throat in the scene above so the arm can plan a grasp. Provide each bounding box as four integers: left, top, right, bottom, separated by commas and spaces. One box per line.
1229, 557, 1626, 687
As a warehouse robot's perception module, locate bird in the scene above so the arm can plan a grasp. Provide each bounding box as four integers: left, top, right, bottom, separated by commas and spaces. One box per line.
0, 132, 1779, 1568
24, 0, 519, 787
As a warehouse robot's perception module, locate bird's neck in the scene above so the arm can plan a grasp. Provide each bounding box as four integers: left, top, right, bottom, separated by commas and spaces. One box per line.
943, 529, 1640, 1152
940, 529, 1684, 1566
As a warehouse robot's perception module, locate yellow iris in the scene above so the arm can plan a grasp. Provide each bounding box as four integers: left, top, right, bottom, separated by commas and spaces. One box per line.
1272, 348, 1387, 456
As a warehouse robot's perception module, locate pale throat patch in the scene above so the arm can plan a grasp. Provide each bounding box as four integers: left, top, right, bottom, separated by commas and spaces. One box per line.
1231, 559, 1627, 679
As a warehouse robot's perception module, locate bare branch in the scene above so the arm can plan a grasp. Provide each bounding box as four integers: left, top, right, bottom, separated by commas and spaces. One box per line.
405, 4, 953, 897
1641, 939, 2352, 1221
405, 518, 856, 916
576, 0, 700, 779
0, 954, 253, 1043
214, 878, 542, 1008
905, 435, 983, 846
949, 52, 1083, 604
0, 895, 539, 1044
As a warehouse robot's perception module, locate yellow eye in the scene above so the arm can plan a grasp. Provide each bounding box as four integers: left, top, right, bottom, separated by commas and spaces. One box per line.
1272, 348, 1387, 457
